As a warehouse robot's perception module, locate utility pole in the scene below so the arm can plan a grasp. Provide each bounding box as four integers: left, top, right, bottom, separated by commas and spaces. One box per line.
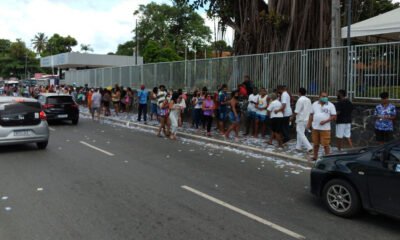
330, 0, 342, 88
347, 0, 352, 47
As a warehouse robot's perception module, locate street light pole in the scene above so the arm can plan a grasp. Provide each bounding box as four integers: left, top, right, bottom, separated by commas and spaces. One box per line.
135, 19, 138, 65
347, 0, 352, 47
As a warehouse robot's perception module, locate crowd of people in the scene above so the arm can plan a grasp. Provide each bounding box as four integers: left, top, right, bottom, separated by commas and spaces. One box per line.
1, 76, 397, 161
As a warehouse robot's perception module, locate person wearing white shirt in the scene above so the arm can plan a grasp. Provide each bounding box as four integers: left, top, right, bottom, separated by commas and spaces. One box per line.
276, 85, 292, 143
294, 88, 313, 152
267, 93, 284, 147
254, 88, 268, 137
245, 88, 259, 136
307, 91, 337, 161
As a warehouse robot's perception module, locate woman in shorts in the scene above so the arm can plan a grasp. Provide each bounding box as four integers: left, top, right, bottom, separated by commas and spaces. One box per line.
224, 91, 241, 141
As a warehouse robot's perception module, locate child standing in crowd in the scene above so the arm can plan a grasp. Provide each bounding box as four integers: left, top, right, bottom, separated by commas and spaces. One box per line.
202, 93, 215, 137
254, 88, 268, 138
374, 92, 396, 144
150, 87, 159, 121
102, 89, 111, 116
267, 93, 284, 147
225, 91, 241, 141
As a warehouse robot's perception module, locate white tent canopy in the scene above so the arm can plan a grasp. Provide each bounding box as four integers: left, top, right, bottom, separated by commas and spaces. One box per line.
341, 8, 400, 42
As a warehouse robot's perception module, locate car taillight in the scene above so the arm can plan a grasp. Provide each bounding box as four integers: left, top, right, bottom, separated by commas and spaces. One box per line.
43, 104, 54, 109
39, 111, 47, 120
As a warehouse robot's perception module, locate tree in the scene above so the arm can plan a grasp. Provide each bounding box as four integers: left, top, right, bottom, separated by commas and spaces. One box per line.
0, 39, 41, 79
143, 40, 182, 63
80, 44, 93, 53
354, 0, 399, 23
116, 40, 135, 56
42, 34, 78, 56
31, 32, 48, 56
179, 0, 399, 55
132, 2, 211, 61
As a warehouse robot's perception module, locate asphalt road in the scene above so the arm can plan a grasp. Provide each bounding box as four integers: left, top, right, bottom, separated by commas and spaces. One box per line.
0, 117, 399, 240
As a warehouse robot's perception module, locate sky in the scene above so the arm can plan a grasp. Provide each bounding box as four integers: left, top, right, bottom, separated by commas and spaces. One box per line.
0, 0, 233, 55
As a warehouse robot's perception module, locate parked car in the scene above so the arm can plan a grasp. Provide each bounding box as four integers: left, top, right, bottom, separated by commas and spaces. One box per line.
311, 141, 400, 218
0, 97, 49, 149
37, 93, 79, 125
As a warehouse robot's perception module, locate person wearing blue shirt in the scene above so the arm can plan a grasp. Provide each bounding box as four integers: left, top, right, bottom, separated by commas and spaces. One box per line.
374, 92, 397, 144
137, 85, 149, 123
218, 84, 229, 134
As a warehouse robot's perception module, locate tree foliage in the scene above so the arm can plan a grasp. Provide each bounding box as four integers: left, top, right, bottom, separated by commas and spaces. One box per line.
116, 40, 135, 56
0, 39, 41, 79
42, 34, 78, 56
130, 1, 211, 62
80, 44, 93, 53
143, 40, 182, 63
31, 32, 48, 56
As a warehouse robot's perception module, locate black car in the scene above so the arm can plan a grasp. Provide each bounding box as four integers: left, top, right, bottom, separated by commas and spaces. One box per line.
311, 141, 400, 218
37, 93, 79, 125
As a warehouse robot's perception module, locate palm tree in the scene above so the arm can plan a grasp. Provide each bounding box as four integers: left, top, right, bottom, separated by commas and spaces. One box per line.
80, 44, 93, 53
31, 32, 48, 56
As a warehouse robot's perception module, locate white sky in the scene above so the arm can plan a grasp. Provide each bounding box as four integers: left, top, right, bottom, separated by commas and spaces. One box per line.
0, 0, 233, 54
1, 0, 398, 54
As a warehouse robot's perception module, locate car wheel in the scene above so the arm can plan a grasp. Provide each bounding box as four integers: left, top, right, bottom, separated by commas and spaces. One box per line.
72, 118, 79, 125
37, 141, 48, 150
322, 179, 361, 218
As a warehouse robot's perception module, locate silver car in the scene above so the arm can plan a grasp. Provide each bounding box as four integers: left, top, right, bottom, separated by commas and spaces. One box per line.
0, 97, 49, 149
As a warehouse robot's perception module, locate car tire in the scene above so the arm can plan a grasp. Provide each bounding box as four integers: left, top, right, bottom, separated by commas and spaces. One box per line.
37, 141, 48, 150
72, 118, 79, 125
322, 179, 361, 218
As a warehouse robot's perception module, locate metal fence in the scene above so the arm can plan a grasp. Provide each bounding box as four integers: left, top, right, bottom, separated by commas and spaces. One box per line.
64, 41, 400, 100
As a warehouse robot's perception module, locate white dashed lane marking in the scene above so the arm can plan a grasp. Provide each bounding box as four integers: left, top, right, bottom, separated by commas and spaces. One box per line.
181, 185, 306, 240
80, 141, 115, 156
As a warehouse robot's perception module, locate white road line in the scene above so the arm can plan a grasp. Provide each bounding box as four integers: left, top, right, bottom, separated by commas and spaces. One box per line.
181, 185, 306, 240
49, 127, 56, 131
80, 141, 115, 156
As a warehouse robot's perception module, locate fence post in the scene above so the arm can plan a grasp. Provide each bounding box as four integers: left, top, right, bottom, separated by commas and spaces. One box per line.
140, 65, 144, 85
263, 54, 269, 90
94, 69, 97, 87
233, 57, 238, 89
129, 66, 132, 87
119, 67, 122, 86
347, 45, 355, 101
154, 64, 157, 88
169, 63, 173, 89
301, 50, 308, 90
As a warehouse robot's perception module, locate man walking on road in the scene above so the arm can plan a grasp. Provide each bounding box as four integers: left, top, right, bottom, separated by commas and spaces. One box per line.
335, 89, 353, 151
293, 87, 313, 152
91, 88, 102, 121
307, 91, 337, 161
137, 85, 149, 123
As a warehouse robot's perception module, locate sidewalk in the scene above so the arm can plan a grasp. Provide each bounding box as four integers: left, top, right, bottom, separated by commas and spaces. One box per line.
80, 108, 327, 164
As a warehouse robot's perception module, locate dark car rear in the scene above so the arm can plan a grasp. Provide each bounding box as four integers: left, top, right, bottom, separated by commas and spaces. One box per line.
38, 94, 79, 125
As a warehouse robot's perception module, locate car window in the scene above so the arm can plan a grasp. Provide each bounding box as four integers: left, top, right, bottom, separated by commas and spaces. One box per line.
389, 146, 400, 162
47, 96, 73, 104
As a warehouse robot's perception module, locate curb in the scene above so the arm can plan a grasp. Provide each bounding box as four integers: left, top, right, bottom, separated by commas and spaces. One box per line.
81, 112, 308, 164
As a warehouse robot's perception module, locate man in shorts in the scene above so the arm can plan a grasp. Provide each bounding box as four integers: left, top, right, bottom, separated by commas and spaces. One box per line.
335, 89, 353, 151
91, 88, 102, 121
307, 91, 337, 161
